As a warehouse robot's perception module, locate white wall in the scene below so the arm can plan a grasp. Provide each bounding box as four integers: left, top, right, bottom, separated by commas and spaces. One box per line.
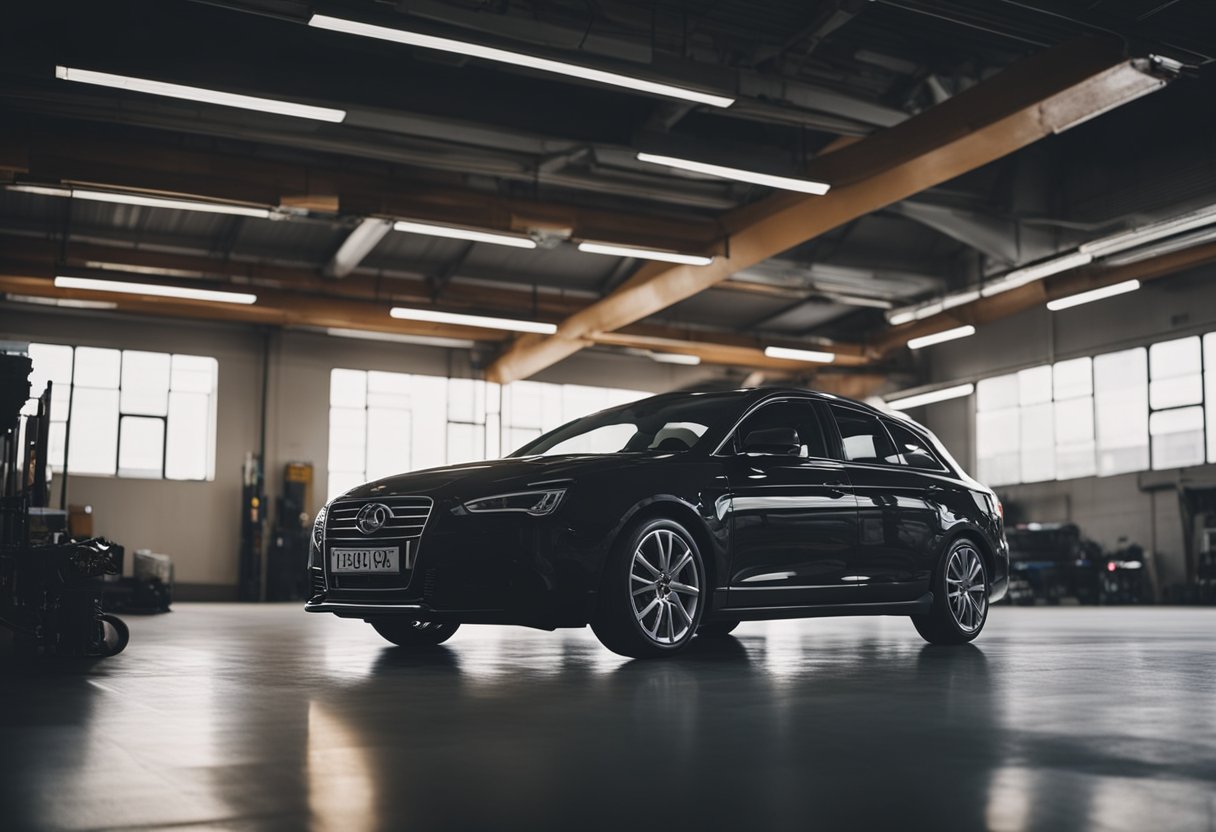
4, 306, 724, 595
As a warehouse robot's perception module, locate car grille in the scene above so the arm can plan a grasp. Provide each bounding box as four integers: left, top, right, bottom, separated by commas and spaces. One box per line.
324, 496, 433, 590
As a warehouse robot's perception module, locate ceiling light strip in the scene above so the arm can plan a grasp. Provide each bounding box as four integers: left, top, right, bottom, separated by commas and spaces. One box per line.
309, 15, 734, 108
763, 346, 836, 363
636, 153, 830, 195
577, 241, 713, 266
389, 306, 556, 334
55, 66, 346, 122
1046, 280, 1141, 311
394, 220, 537, 249
55, 276, 258, 305
907, 324, 975, 350
886, 383, 975, 411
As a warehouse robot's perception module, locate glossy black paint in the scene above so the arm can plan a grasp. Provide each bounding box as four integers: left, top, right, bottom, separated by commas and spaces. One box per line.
306, 388, 1008, 629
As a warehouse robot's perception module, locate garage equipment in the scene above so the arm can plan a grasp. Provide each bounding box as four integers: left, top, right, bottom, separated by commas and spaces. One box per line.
267, 462, 312, 601
0, 351, 129, 657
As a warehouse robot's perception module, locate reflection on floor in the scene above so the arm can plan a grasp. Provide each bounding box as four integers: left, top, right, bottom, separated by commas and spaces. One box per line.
2, 605, 1215, 831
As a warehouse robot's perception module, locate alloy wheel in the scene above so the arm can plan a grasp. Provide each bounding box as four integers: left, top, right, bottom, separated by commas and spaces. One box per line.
946, 545, 988, 633
629, 528, 701, 645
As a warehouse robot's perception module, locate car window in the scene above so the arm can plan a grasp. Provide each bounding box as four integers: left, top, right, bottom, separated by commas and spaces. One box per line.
829, 405, 901, 465
734, 400, 828, 458
884, 420, 945, 470
513, 395, 731, 457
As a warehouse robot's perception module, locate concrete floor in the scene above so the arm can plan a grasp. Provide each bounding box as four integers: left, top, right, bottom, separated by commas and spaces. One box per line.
1, 605, 1214, 832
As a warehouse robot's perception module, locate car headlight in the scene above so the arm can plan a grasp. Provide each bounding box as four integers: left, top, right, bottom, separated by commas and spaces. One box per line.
463, 489, 566, 516
312, 504, 328, 551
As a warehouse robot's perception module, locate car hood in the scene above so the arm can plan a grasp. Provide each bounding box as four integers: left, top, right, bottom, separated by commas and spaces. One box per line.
339, 453, 670, 502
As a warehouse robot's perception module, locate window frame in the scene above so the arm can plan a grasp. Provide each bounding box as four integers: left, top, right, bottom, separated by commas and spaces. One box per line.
823, 402, 904, 468
716, 396, 834, 461
882, 417, 948, 472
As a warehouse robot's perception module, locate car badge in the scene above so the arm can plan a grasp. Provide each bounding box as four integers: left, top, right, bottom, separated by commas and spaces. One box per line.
355, 503, 391, 535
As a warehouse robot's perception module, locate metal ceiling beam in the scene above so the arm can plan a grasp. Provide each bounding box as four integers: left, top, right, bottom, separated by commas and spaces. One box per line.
0, 122, 726, 254
485, 38, 1171, 384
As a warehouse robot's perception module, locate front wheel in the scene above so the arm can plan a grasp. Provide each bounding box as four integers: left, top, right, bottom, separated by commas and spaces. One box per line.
592, 517, 706, 658
912, 540, 989, 645
370, 619, 459, 648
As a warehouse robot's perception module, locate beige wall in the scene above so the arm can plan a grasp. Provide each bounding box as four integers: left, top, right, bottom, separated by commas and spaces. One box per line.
3, 306, 723, 593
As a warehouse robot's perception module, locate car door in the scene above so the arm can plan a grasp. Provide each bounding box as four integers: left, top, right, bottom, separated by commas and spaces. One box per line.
724, 398, 860, 608
823, 403, 942, 602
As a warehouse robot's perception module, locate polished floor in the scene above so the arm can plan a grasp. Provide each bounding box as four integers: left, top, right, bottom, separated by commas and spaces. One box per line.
2, 605, 1215, 832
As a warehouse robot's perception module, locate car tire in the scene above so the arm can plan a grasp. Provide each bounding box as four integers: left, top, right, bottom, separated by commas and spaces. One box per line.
592, 517, 706, 659
912, 539, 989, 645
370, 619, 459, 648
697, 620, 740, 637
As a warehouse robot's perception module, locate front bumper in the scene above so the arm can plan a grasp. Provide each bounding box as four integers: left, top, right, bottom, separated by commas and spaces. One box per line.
308, 505, 606, 628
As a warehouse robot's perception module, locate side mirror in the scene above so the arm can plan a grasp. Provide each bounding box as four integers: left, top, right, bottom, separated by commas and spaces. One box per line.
741, 427, 801, 456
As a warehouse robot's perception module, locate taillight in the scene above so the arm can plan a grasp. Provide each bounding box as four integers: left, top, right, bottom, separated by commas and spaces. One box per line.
995, 498, 1004, 520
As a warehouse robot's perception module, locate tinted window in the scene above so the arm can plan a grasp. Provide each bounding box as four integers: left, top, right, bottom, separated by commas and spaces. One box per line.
829, 405, 900, 465
885, 420, 945, 470
512, 394, 734, 457
735, 400, 829, 458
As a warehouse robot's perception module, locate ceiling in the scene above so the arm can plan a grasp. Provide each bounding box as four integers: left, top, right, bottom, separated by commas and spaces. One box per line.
2, 0, 1215, 390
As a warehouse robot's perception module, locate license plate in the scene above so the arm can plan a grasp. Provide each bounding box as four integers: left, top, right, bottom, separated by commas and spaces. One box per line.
330, 546, 402, 573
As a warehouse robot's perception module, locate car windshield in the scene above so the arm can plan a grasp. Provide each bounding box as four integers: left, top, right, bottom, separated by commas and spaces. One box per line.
509, 394, 738, 457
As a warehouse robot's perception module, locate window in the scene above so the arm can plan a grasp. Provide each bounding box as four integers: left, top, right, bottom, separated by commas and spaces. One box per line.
1148, 337, 1205, 470
734, 400, 828, 458
328, 370, 645, 498
885, 420, 944, 470
976, 374, 1020, 486
1094, 347, 1150, 476
829, 405, 899, 464
23, 343, 217, 480
1207, 334, 1216, 464
1053, 357, 1095, 480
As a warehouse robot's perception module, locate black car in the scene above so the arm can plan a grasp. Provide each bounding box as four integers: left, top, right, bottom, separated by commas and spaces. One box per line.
306, 388, 1008, 657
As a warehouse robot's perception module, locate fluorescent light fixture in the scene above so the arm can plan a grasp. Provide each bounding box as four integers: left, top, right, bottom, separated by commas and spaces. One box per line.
764, 346, 836, 364
1103, 226, 1216, 267
309, 15, 734, 108
1047, 279, 1141, 311
7, 183, 272, 218
55, 66, 346, 122
6, 184, 72, 198
327, 218, 394, 278
394, 220, 536, 249
648, 351, 702, 366
980, 251, 1093, 297
907, 324, 976, 350
577, 241, 713, 266
390, 306, 556, 334
325, 327, 475, 350
55, 276, 257, 305
887, 309, 916, 326
7, 294, 118, 311
636, 153, 830, 195
1080, 203, 1216, 258
887, 383, 975, 411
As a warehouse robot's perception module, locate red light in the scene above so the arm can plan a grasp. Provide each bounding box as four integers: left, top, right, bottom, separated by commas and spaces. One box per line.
1107, 562, 1117, 572
995, 498, 1004, 519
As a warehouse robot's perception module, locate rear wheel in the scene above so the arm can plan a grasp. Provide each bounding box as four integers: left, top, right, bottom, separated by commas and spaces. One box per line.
912, 540, 989, 645
697, 620, 740, 638
592, 517, 705, 658
370, 619, 459, 648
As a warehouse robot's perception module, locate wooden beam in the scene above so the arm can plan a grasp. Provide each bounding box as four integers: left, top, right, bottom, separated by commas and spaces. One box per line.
485, 39, 1169, 383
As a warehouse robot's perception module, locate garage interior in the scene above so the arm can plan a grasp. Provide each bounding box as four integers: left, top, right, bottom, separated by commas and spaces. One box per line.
2, 0, 1215, 829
